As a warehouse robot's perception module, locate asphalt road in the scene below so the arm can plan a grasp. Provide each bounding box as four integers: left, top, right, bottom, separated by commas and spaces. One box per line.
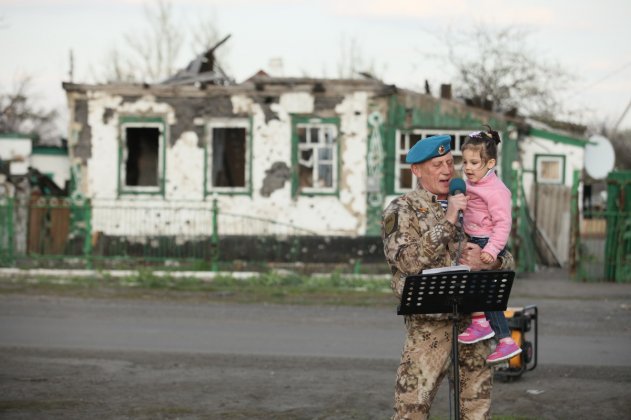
1, 269, 631, 419
1, 280, 630, 366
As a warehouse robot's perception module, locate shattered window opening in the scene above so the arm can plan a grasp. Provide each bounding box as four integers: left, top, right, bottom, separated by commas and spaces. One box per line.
120, 121, 165, 195
297, 123, 337, 192
395, 129, 472, 193
207, 119, 249, 193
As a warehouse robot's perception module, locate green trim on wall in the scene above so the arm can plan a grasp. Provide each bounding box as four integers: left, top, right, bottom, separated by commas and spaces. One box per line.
365, 110, 386, 236
529, 128, 588, 148
500, 126, 518, 190
0, 133, 32, 139
290, 115, 341, 199
202, 122, 208, 198
32, 147, 69, 156
383, 95, 513, 195
248, 116, 254, 197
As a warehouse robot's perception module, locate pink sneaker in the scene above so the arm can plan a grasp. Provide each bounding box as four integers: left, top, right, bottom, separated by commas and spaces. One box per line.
457, 323, 495, 344
486, 341, 522, 363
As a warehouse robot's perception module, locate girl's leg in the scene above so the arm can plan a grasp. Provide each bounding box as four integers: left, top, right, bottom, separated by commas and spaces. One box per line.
486, 311, 510, 339
457, 312, 494, 344
485, 311, 522, 363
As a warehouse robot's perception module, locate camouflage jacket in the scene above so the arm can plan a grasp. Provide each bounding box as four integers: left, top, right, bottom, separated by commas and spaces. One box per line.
382, 188, 515, 320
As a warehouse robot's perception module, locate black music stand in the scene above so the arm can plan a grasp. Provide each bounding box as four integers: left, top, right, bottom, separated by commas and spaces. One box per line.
398, 270, 515, 420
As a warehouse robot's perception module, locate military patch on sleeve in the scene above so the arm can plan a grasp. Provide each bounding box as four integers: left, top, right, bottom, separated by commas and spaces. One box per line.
384, 212, 398, 236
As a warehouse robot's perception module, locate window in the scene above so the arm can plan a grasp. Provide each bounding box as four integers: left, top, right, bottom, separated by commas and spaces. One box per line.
535, 155, 565, 184
119, 118, 165, 195
293, 118, 338, 195
207, 119, 249, 193
395, 129, 471, 193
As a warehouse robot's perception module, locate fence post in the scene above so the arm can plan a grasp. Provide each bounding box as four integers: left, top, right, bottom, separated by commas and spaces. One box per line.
211, 197, 219, 272
82, 199, 92, 269
9, 197, 15, 265
605, 172, 631, 282
0, 197, 15, 266
569, 169, 583, 281
509, 167, 520, 270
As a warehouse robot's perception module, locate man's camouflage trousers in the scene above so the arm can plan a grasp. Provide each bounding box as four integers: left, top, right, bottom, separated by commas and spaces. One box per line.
393, 316, 493, 420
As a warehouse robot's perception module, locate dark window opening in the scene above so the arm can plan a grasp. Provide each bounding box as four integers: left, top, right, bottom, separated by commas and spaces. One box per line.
125, 127, 160, 187
212, 127, 246, 187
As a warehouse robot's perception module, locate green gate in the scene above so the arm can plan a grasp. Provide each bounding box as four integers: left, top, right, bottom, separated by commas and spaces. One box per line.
573, 171, 631, 282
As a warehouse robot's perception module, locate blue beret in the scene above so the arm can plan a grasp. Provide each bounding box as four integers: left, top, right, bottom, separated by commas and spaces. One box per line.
405, 135, 452, 164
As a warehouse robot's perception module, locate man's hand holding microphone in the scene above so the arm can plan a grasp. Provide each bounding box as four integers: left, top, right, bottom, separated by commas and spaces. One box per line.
445, 178, 467, 226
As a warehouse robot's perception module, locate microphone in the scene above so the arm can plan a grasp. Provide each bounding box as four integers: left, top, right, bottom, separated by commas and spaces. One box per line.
449, 178, 466, 196
449, 177, 466, 222
449, 178, 466, 265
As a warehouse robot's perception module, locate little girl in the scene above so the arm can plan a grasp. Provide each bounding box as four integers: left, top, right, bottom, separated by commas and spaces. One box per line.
456, 127, 522, 363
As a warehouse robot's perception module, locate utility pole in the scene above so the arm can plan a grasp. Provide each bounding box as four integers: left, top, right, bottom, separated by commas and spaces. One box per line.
68, 49, 74, 82
613, 97, 631, 134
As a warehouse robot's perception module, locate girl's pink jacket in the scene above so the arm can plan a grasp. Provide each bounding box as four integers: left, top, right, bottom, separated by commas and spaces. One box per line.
463, 171, 512, 259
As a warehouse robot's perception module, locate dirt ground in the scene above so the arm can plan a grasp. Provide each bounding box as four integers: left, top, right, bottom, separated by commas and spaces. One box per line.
1, 267, 631, 419
2, 347, 631, 420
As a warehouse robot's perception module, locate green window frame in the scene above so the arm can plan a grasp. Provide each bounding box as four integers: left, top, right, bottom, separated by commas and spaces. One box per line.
534, 154, 566, 185
291, 115, 340, 197
117, 116, 167, 197
204, 118, 252, 196
393, 129, 473, 194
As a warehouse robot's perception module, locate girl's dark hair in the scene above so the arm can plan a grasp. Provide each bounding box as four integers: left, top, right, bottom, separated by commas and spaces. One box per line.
461, 125, 501, 161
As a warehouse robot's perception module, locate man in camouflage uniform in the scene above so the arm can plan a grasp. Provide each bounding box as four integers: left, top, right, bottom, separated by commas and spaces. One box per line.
382, 135, 514, 420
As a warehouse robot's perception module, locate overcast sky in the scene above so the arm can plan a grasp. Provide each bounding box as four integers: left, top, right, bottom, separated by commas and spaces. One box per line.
2, 0, 630, 134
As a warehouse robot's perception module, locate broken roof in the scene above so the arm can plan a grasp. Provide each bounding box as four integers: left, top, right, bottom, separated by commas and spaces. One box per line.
160, 35, 234, 87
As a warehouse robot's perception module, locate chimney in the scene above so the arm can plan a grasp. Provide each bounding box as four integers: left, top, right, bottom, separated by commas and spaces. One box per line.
268, 57, 284, 77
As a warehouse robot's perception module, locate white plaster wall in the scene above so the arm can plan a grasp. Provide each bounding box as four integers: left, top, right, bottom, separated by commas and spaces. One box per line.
91, 199, 214, 237
225, 95, 294, 222
0, 138, 31, 175
520, 135, 584, 205
85, 92, 176, 199
85, 93, 124, 198
165, 130, 204, 200
30, 154, 70, 188
279, 92, 314, 114
216, 91, 370, 236
335, 92, 368, 233
85, 90, 372, 237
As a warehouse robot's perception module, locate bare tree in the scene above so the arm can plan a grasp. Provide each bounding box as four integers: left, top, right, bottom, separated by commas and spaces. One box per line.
0, 76, 59, 145
101, 0, 228, 83
432, 25, 574, 117
604, 127, 631, 170
102, 47, 138, 83
105, 0, 183, 83
336, 34, 384, 80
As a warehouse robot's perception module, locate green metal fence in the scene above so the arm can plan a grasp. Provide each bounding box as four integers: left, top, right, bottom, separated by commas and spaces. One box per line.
0, 197, 14, 266
508, 167, 537, 273
0, 197, 322, 271
573, 171, 631, 283
1, 197, 372, 272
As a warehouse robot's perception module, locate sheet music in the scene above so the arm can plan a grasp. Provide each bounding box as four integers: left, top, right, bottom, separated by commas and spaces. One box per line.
422, 264, 470, 275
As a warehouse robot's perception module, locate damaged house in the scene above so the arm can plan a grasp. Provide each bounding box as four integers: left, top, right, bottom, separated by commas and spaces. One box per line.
57, 43, 536, 268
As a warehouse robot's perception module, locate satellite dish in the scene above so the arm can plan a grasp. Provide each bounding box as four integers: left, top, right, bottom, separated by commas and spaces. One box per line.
585, 135, 615, 179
